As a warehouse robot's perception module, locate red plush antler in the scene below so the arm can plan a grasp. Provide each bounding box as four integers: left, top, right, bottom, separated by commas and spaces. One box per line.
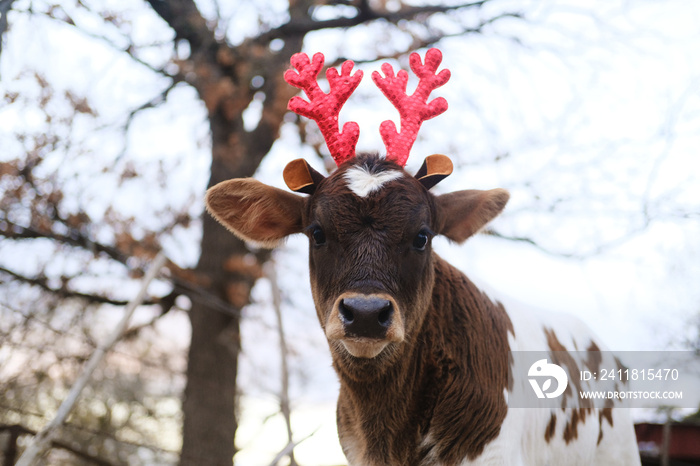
284, 52, 363, 166
372, 48, 451, 167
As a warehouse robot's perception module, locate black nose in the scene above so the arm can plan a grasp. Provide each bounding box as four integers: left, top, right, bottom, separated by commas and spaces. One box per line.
339, 296, 393, 339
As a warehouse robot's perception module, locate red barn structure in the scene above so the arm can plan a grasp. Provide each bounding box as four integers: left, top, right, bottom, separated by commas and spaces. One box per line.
636, 421, 700, 466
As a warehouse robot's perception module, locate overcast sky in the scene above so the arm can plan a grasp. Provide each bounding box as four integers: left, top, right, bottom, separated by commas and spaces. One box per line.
2, 0, 700, 464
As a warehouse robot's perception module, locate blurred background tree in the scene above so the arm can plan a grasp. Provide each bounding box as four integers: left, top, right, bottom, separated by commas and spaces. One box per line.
0, 0, 698, 465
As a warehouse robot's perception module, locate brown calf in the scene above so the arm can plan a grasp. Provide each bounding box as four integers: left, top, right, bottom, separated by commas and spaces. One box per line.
205, 49, 641, 465
207, 152, 511, 464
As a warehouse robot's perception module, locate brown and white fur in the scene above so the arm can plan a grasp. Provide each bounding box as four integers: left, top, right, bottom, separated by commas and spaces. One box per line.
206, 153, 640, 465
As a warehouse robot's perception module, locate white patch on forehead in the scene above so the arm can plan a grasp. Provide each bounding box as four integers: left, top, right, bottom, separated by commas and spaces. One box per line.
343, 166, 404, 197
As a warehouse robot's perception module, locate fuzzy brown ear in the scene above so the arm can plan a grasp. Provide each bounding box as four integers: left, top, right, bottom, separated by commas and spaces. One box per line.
206, 178, 306, 248
283, 158, 326, 194
436, 189, 509, 243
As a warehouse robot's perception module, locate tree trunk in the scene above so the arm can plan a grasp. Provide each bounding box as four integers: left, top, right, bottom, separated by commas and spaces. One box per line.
140, 2, 305, 463
180, 216, 246, 465
179, 39, 301, 463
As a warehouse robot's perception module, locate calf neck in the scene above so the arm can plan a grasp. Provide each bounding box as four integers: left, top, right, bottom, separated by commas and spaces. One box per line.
335, 254, 514, 464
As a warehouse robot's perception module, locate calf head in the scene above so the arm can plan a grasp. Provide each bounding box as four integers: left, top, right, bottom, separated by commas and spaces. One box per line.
205, 49, 509, 379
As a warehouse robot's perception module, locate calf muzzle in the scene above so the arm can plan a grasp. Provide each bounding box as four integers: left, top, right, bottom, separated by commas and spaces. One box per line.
339, 296, 393, 339
325, 292, 405, 359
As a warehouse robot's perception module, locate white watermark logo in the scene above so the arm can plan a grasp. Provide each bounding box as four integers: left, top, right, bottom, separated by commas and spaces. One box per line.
528, 359, 568, 399
509, 351, 695, 408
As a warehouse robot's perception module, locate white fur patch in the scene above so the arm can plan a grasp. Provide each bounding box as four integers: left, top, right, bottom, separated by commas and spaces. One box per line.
343, 166, 403, 197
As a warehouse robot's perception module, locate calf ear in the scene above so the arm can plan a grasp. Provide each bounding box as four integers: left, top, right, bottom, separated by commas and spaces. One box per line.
436, 189, 509, 243
206, 178, 306, 248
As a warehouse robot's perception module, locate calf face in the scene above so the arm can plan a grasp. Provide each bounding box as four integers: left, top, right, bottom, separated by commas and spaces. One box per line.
206, 153, 509, 379
306, 155, 436, 374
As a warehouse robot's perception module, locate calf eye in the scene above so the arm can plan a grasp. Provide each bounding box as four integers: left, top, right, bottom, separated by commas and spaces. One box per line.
413, 230, 430, 251
312, 226, 326, 246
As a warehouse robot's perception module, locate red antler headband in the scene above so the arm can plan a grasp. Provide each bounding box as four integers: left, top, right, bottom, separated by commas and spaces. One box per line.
284, 48, 450, 168
284, 53, 362, 166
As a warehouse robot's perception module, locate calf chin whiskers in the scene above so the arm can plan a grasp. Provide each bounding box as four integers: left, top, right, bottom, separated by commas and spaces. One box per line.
340, 339, 389, 359
331, 339, 403, 377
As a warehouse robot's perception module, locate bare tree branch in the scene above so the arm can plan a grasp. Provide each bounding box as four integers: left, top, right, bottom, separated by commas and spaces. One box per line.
145, 0, 217, 53
484, 221, 656, 260
0, 220, 243, 318
32, 4, 177, 79
0, 0, 17, 59
266, 428, 320, 466
115, 78, 186, 161
0, 424, 118, 466
0, 405, 181, 456
0, 265, 158, 306
266, 260, 297, 466
1, 221, 131, 264
331, 11, 523, 67
15, 253, 167, 466
260, 0, 494, 40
